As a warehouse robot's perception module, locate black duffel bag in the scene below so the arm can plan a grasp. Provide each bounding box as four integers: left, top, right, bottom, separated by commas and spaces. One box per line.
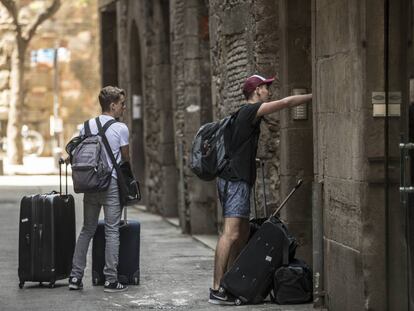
272, 258, 313, 304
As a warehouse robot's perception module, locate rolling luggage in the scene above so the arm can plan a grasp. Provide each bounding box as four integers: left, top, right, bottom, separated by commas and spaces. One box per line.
221, 179, 303, 305
249, 159, 268, 239
92, 208, 140, 285
18, 160, 75, 288
250, 159, 297, 257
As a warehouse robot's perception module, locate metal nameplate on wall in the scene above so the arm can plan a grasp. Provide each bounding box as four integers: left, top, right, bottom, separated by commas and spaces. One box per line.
372, 91, 401, 117
292, 88, 308, 120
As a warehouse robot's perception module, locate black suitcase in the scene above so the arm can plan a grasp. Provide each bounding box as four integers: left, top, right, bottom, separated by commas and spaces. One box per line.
250, 159, 297, 257
92, 208, 140, 285
18, 160, 75, 288
249, 159, 273, 238
221, 179, 303, 305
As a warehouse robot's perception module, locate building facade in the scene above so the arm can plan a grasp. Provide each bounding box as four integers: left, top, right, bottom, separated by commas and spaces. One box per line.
98, 0, 413, 310
0, 0, 100, 157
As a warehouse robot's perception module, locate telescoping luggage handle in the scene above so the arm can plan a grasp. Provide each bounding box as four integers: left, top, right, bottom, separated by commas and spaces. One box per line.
254, 159, 303, 218
122, 206, 128, 226
58, 158, 69, 195
253, 158, 269, 218
273, 179, 303, 217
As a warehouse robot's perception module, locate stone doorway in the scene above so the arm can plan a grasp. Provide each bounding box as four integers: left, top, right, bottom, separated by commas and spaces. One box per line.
279, 0, 313, 269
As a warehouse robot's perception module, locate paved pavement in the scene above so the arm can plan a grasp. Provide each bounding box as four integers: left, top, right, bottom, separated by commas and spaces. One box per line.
1, 156, 60, 175
0, 173, 316, 311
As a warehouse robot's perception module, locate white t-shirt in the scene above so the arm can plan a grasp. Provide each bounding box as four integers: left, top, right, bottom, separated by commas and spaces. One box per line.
80, 115, 129, 178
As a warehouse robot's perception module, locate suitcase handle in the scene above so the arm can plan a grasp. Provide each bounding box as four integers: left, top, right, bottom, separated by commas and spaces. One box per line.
254, 159, 303, 218
253, 158, 267, 218
58, 158, 68, 195
272, 179, 303, 217
119, 208, 128, 228
260, 160, 268, 216
121, 207, 128, 227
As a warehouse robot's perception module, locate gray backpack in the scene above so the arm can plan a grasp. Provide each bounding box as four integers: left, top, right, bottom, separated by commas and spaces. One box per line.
69, 118, 117, 193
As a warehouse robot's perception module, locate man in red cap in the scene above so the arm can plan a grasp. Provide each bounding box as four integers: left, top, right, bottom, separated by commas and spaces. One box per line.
208, 74, 312, 305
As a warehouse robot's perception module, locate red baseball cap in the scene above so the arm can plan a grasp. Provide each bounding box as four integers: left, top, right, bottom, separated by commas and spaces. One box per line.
242, 74, 275, 95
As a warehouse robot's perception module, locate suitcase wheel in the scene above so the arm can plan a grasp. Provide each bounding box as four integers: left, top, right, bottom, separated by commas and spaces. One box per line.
18, 282, 24, 289
234, 299, 242, 306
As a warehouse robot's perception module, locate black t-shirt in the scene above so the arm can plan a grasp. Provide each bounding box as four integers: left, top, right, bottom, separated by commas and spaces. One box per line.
219, 102, 263, 185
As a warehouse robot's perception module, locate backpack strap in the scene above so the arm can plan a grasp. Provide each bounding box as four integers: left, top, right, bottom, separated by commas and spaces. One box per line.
96, 117, 120, 165
95, 117, 128, 208
95, 117, 118, 135
84, 120, 91, 136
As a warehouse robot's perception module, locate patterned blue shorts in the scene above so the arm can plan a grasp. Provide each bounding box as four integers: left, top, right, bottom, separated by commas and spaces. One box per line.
217, 178, 251, 219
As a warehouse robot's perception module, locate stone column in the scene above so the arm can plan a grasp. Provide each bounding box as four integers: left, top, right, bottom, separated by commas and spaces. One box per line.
171, 0, 216, 234
312, 0, 408, 309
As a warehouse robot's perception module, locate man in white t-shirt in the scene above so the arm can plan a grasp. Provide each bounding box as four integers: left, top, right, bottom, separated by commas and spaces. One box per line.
68, 86, 130, 293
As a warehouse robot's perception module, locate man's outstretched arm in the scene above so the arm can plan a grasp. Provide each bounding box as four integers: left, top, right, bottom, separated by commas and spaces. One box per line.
256, 94, 312, 117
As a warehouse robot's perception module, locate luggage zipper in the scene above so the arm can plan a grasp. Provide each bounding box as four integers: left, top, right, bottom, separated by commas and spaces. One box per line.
50, 194, 55, 277
39, 195, 45, 274
31, 196, 37, 280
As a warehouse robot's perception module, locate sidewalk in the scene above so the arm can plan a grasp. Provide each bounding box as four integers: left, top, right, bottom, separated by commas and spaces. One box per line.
0, 159, 317, 310
1, 156, 60, 176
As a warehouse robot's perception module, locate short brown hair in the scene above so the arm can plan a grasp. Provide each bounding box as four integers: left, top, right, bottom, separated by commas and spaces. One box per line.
98, 86, 126, 112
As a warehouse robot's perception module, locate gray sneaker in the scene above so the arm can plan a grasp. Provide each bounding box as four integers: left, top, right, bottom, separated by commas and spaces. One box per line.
208, 287, 236, 305
68, 277, 83, 290
104, 281, 128, 293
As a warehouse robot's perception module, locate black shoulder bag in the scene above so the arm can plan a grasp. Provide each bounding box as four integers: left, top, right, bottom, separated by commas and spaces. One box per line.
96, 117, 141, 207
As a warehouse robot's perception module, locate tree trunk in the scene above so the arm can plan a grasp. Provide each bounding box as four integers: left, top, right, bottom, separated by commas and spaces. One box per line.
7, 40, 25, 164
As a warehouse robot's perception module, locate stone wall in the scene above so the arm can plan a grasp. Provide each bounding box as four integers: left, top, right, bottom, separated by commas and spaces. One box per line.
102, 0, 284, 233
170, 0, 216, 234
314, 0, 408, 309
313, 0, 367, 309
111, 0, 178, 217
108, 0, 216, 231
209, 0, 281, 225
97, 0, 412, 308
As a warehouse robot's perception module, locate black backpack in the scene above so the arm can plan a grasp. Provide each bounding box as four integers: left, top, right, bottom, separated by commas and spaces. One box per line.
272, 258, 313, 304
189, 111, 239, 181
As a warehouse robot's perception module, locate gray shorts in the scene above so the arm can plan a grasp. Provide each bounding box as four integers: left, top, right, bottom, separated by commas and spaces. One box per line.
217, 178, 251, 219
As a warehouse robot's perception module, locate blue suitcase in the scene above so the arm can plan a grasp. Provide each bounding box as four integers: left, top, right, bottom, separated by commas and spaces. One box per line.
92, 208, 140, 285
